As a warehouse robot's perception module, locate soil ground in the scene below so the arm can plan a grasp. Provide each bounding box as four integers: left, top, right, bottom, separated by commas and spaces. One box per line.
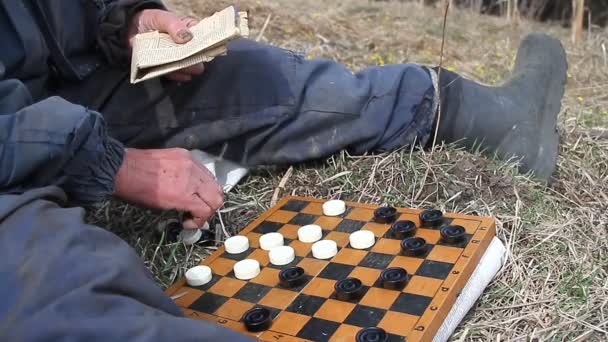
88, 1, 608, 340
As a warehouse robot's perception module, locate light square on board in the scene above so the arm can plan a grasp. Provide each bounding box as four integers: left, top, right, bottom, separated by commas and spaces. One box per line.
387, 255, 424, 275
362, 222, 391, 238
208, 257, 237, 276
346, 207, 374, 222
277, 224, 301, 240
450, 218, 481, 234
372, 238, 402, 255
329, 324, 361, 342
213, 298, 255, 321
297, 257, 329, 276
313, 216, 343, 230
173, 288, 204, 308
404, 275, 443, 297
332, 247, 368, 266
416, 228, 441, 244
378, 311, 419, 336
300, 201, 323, 215
359, 287, 400, 310
348, 266, 382, 287
427, 244, 463, 264
250, 267, 280, 287
267, 210, 299, 223
314, 298, 356, 322
258, 288, 298, 309
208, 277, 247, 297
270, 311, 311, 336
302, 277, 337, 298
324, 231, 351, 247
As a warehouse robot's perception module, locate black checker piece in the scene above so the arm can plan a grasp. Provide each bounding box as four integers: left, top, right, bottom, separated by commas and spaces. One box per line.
390, 292, 432, 316
253, 221, 284, 234
254, 305, 282, 320
280, 200, 310, 212
296, 317, 341, 342
415, 260, 454, 279
286, 294, 326, 316
358, 252, 395, 269
186, 273, 221, 291
234, 283, 272, 303
318, 263, 355, 280
288, 213, 318, 226
344, 305, 387, 327
220, 248, 254, 261
189, 292, 229, 314
335, 219, 366, 233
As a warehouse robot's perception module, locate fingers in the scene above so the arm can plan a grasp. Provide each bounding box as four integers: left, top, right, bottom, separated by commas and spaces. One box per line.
182, 192, 213, 229
166, 72, 192, 82
151, 11, 196, 44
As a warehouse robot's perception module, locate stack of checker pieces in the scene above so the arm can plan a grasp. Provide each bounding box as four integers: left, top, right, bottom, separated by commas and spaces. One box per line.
166, 196, 496, 341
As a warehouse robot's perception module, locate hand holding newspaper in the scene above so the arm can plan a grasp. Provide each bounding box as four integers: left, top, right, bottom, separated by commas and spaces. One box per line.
130, 6, 249, 84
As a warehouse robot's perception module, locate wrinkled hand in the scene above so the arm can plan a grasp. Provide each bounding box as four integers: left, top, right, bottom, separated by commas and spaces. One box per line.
128, 9, 204, 81
113, 148, 224, 229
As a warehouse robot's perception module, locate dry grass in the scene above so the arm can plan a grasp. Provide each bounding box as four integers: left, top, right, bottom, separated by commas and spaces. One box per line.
87, 0, 608, 340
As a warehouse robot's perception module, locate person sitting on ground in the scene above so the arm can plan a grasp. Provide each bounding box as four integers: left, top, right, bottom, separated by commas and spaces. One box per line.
0, 1, 567, 340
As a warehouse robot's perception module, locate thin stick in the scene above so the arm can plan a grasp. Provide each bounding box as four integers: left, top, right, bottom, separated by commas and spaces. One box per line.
271, 166, 293, 206
431, 1, 450, 150
256, 14, 272, 42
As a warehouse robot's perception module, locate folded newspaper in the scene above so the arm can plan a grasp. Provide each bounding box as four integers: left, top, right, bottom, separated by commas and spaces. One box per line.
130, 6, 249, 83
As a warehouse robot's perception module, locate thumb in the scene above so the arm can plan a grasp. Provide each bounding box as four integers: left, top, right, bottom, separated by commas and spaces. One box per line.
152, 11, 194, 44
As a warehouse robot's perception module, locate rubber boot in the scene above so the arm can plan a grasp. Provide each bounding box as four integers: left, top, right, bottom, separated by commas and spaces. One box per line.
433, 33, 568, 181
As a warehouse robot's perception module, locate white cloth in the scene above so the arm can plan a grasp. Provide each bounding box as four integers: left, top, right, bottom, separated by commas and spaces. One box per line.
190, 149, 249, 193
434, 237, 507, 341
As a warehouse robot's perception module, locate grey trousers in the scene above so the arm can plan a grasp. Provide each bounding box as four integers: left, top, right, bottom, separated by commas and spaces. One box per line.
60, 39, 437, 165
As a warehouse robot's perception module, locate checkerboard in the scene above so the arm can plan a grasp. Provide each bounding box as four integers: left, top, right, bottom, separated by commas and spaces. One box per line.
166, 197, 496, 341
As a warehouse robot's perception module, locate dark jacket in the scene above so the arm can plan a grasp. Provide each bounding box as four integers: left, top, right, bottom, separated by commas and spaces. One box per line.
0, 0, 164, 206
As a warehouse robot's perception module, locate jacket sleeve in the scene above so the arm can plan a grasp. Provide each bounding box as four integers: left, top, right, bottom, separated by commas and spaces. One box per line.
97, 0, 167, 66
0, 62, 125, 207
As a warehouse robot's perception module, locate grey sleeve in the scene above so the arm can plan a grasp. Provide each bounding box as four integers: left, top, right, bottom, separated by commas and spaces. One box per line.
0, 62, 125, 206
96, 0, 167, 66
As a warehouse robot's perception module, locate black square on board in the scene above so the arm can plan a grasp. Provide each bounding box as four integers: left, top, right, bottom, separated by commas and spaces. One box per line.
186, 273, 221, 291
220, 248, 254, 261
390, 292, 432, 316
296, 317, 341, 342
358, 252, 395, 269
387, 334, 406, 342
188, 292, 229, 314
288, 213, 318, 226
234, 282, 272, 303
267, 256, 304, 270
253, 221, 284, 234
286, 294, 326, 316
335, 219, 366, 233
344, 305, 387, 327
318, 262, 356, 280
415, 260, 454, 279
280, 200, 310, 212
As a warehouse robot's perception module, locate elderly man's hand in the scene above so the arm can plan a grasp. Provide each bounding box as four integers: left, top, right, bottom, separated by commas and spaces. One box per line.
113, 148, 224, 229
128, 9, 204, 81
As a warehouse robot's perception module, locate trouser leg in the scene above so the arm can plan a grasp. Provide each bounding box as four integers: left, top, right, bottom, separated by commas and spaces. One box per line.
0, 187, 252, 341
60, 39, 437, 166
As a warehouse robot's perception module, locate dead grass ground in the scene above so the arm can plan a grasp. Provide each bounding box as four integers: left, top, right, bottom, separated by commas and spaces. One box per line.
87, 0, 608, 340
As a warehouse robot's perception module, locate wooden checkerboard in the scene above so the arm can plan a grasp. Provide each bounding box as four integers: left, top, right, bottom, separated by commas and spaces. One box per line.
166, 197, 496, 341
